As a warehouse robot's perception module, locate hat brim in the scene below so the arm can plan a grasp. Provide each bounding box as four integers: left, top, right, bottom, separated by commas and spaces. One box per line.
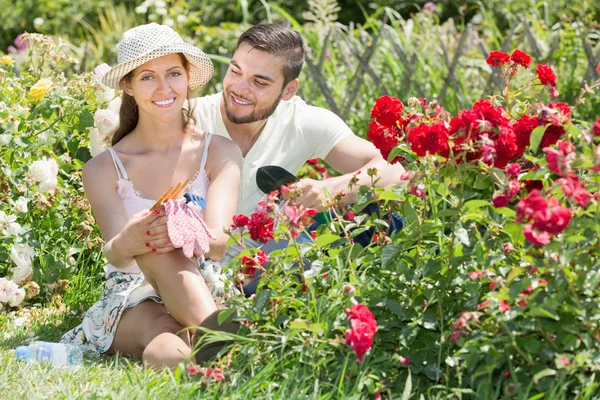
101, 42, 214, 92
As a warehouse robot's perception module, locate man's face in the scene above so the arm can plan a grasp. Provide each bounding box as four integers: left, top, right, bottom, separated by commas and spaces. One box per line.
222, 42, 289, 124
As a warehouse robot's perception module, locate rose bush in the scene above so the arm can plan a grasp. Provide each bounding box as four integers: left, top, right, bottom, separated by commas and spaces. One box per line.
217, 50, 600, 397
0, 34, 104, 310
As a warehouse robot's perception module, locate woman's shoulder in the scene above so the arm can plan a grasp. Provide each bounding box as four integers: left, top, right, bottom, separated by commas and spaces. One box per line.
208, 134, 242, 159
82, 149, 118, 182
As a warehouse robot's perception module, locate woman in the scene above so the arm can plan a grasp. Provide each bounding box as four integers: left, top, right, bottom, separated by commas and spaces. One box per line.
61, 24, 242, 369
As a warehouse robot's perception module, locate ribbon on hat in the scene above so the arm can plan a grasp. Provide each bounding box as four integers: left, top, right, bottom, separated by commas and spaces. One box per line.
164, 199, 216, 260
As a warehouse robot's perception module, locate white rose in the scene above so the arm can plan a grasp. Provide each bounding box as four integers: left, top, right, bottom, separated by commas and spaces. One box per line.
9, 287, 25, 307
33, 17, 44, 28
94, 108, 119, 136
6, 221, 23, 235
38, 177, 57, 192
0, 277, 18, 304
108, 96, 122, 113
15, 196, 28, 213
93, 63, 111, 83
89, 127, 108, 157
9, 243, 35, 270
135, 5, 147, 14
96, 87, 115, 104
0, 134, 10, 146
11, 263, 33, 284
29, 158, 59, 192
0, 210, 17, 229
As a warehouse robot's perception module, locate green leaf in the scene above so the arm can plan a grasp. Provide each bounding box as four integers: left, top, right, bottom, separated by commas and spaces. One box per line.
533, 368, 556, 384
217, 308, 235, 326
529, 307, 559, 321
506, 267, 524, 284
461, 200, 491, 212
529, 125, 547, 153
402, 369, 412, 400
253, 289, 271, 313
381, 244, 403, 267
290, 320, 309, 330
314, 234, 341, 248
403, 202, 419, 224
379, 190, 401, 202
386, 299, 408, 319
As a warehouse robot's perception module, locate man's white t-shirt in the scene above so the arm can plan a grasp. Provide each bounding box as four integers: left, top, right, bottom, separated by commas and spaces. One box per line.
191, 92, 353, 215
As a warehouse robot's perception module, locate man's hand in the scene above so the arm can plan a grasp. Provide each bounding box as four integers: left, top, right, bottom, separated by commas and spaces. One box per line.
284, 178, 341, 212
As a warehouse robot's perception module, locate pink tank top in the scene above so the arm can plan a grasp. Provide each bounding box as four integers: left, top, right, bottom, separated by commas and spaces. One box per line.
104, 133, 212, 276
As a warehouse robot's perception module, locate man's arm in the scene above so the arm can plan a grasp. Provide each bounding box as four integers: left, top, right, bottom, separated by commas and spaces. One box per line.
292, 135, 405, 211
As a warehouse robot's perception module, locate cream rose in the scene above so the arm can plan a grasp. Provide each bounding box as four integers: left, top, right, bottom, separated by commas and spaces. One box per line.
9, 243, 35, 272
29, 158, 59, 192
9, 287, 25, 307
15, 196, 28, 213
0, 278, 18, 304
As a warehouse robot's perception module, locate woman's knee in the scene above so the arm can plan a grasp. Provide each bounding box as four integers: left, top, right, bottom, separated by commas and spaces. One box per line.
137, 250, 198, 281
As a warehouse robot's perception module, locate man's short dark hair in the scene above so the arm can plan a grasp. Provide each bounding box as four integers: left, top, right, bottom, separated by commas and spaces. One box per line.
236, 24, 304, 87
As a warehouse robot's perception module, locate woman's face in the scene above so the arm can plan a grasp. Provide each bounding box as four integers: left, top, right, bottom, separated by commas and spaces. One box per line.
125, 53, 189, 124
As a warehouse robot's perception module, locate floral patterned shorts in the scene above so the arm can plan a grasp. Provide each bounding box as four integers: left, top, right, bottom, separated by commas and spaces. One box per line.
60, 261, 231, 354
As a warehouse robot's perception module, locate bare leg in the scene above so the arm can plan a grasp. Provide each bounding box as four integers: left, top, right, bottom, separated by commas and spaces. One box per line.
109, 301, 192, 370
135, 250, 217, 328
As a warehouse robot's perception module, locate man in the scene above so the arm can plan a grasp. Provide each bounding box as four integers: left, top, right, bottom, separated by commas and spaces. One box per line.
192, 23, 405, 219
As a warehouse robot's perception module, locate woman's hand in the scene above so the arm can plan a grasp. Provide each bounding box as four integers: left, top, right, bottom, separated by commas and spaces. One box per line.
114, 207, 175, 258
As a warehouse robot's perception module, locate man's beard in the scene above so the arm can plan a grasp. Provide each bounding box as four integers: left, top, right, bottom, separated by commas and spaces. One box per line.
223, 90, 283, 124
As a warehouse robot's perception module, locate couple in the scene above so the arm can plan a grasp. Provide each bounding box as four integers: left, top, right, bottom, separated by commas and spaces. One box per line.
62, 23, 404, 369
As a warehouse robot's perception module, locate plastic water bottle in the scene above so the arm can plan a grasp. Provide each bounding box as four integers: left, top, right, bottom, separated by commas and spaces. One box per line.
15, 341, 83, 368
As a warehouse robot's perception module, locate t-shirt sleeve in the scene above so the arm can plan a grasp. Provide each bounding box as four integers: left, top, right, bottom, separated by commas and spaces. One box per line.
300, 105, 354, 160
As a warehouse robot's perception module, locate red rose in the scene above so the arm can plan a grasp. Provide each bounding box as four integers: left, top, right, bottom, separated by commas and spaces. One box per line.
345, 304, 377, 363
345, 211, 356, 221
248, 211, 274, 243
561, 177, 592, 208
593, 118, 600, 137
492, 194, 510, 208
543, 140, 575, 176
407, 122, 450, 157
506, 163, 521, 176
536, 64, 557, 86
366, 121, 401, 163
306, 158, 318, 165
523, 224, 551, 245
231, 214, 250, 229
524, 180, 543, 193
531, 198, 571, 235
499, 300, 511, 313
516, 190, 548, 223
512, 114, 539, 157
486, 51, 510, 67
370, 95, 404, 127
494, 126, 518, 168
472, 99, 510, 129
510, 49, 532, 69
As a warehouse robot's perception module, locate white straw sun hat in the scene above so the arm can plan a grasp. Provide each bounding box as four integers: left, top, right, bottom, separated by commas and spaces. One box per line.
102, 23, 214, 91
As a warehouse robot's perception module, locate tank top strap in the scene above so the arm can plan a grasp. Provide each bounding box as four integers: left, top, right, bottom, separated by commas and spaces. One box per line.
107, 148, 129, 180
199, 132, 212, 173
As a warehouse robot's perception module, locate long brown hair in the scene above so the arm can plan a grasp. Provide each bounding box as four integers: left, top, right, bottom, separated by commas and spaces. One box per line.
110, 54, 198, 146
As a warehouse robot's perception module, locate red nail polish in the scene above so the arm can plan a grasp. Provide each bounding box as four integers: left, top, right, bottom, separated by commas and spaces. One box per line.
154, 210, 160, 214
146, 230, 151, 235
152, 248, 156, 252
145, 242, 150, 247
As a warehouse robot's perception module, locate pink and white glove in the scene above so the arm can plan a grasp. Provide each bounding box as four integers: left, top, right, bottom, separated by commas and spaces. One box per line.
164, 199, 216, 260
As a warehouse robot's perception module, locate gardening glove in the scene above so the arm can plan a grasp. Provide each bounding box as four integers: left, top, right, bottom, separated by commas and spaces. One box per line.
164, 199, 216, 260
